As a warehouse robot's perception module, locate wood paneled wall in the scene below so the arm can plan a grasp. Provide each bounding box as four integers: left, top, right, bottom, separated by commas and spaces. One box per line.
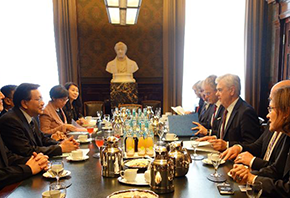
76, 0, 164, 110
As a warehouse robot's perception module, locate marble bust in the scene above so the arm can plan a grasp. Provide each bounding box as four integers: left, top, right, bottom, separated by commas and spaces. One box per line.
106, 42, 138, 83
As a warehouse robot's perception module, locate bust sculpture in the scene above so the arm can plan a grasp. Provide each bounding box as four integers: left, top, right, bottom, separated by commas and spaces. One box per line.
106, 42, 138, 83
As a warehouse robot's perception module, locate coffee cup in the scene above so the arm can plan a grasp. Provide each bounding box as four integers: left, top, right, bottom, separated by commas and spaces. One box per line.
85, 116, 92, 122
78, 134, 88, 142
144, 170, 150, 183
165, 112, 172, 116
120, 169, 138, 182
42, 190, 61, 198
71, 149, 83, 160
165, 133, 177, 140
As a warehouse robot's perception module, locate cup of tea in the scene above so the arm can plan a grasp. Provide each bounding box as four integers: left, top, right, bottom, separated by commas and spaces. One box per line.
71, 149, 83, 160
165, 133, 177, 140
120, 169, 138, 182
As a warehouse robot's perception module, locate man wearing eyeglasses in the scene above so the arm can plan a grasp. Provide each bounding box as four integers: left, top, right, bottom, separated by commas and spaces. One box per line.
0, 83, 79, 158
198, 74, 261, 151
192, 75, 225, 136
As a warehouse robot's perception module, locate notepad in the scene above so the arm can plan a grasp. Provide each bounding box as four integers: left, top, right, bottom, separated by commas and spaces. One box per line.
168, 113, 199, 136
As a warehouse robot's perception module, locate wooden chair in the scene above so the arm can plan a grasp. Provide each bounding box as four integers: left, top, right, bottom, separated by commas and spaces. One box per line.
84, 101, 105, 116
118, 103, 142, 111
141, 100, 161, 111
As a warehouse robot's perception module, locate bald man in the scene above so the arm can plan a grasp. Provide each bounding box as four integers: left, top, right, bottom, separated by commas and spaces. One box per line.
221, 80, 290, 170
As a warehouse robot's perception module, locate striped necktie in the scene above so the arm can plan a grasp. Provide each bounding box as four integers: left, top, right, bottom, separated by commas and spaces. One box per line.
220, 109, 228, 139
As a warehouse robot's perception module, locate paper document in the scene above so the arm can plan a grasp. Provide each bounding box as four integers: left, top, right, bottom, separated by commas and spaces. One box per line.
171, 106, 186, 115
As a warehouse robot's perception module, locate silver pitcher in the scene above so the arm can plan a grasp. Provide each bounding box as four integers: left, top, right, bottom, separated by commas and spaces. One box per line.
101, 136, 123, 177
150, 145, 174, 194
168, 141, 192, 177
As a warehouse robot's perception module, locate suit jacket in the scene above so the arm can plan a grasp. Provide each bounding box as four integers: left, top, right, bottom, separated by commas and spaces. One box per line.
0, 135, 32, 190
0, 107, 62, 157
0, 109, 7, 117
210, 105, 225, 136
242, 126, 287, 170
217, 98, 261, 147
39, 101, 67, 134
197, 98, 204, 115
255, 135, 290, 198
199, 104, 214, 128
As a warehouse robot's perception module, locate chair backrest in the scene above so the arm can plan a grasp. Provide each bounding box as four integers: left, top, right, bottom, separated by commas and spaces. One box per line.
141, 100, 161, 111
84, 101, 105, 116
118, 103, 142, 111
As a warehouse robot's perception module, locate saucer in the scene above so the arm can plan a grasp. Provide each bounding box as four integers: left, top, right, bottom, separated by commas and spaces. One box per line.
202, 158, 226, 165
43, 170, 71, 178
66, 155, 89, 161
76, 138, 92, 143
118, 174, 149, 186
162, 137, 179, 142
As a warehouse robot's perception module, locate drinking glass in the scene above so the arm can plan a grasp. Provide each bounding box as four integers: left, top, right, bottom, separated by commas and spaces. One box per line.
246, 181, 262, 198
50, 161, 65, 189
93, 136, 104, 158
190, 137, 204, 160
207, 153, 226, 182
87, 126, 94, 141
49, 182, 66, 198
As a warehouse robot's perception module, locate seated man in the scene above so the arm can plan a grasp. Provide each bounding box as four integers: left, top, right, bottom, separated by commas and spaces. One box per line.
198, 74, 261, 151
0, 84, 17, 116
221, 80, 290, 170
192, 75, 224, 136
0, 90, 48, 190
0, 83, 79, 157
230, 85, 290, 198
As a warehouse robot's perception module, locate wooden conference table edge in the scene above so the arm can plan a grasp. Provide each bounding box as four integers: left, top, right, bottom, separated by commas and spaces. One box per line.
4, 137, 247, 198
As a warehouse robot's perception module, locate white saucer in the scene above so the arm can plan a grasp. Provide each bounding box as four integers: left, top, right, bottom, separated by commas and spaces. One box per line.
162, 137, 179, 142
118, 173, 149, 186
76, 138, 92, 143
202, 158, 226, 165
43, 170, 71, 178
66, 155, 89, 161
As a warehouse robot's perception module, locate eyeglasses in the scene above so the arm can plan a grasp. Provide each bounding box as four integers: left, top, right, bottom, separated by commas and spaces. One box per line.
31, 97, 43, 103
267, 106, 276, 113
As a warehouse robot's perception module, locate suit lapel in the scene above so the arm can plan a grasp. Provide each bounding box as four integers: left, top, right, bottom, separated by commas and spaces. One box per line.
223, 99, 241, 139
283, 137, 290, 177
0, 137, 8, 166
14, 107, 38, 146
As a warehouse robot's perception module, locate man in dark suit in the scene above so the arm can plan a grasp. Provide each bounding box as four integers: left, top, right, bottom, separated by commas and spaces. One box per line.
0, 83, 79, 157
0, 84, 17, 117
230, 82, 290, 197
192, 75, 224, 136
198, 74, 261, 151
0, 89, 48, 190
221, 80, 290, 170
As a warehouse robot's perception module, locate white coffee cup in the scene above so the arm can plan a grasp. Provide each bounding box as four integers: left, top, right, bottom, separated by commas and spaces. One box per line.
120, 169, 138, 182
71, 149, 83, 160
85, 116, 92, 121
42, 190, 61, 198
144, 170, 150, 183
165, 133, 177, 140
78, 134, 88, 142
165, 112, 172, 116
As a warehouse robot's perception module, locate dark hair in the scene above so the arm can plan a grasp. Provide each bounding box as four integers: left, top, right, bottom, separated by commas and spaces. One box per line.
1, 85, 17, 99
49, 85, 68, 100
13, 83, 40, 108
64, 82, 82, 107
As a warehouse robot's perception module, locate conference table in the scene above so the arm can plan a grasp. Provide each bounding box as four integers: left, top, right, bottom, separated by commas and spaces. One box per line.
4, 137, 247, 198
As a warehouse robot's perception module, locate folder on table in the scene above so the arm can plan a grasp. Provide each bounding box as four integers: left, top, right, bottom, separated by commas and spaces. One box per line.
168, 113, 199, 136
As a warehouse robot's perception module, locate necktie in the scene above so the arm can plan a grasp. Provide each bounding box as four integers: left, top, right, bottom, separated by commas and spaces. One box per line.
220, 109, 228, 139
210, 105, 217, 127
264, 132, 280, 161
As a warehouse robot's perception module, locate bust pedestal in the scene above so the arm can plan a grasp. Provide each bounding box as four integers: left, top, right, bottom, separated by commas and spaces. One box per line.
110, 83, 138, 108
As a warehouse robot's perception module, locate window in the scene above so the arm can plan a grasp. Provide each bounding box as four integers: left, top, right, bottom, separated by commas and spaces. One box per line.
182, 0, 246, 111
0, 0, 59, 103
